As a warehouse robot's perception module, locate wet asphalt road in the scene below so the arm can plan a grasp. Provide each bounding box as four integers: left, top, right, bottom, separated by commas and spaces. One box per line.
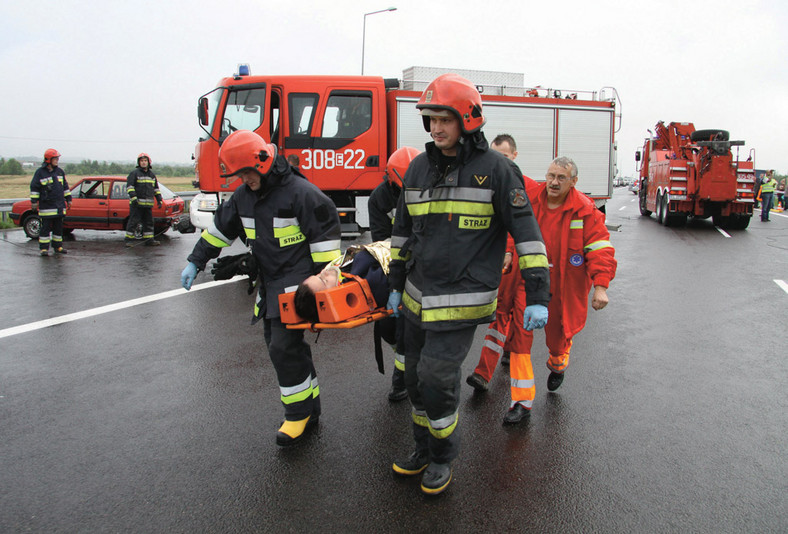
1, 189, 786, 533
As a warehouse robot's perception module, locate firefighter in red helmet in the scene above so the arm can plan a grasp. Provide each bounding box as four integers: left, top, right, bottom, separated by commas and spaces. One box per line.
387, 74, 550, 494
180, 130, 341, 447
124, 153, 163, 246
30, 149, 71, 255
366, 146, 421, 403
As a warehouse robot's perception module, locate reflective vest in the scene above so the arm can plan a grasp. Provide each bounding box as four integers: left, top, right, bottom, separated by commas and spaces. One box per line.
760, 178, 777, 194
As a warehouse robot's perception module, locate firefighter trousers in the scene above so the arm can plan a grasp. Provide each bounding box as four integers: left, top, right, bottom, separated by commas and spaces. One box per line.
125, 204, 155, 242
264, 318, 320, 421
39, 216, 64, 251
402, 319, 477, 464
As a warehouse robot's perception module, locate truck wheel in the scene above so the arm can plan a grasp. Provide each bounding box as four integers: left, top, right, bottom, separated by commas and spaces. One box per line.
656, 193, 664, 224
712, 214, 728, 228
661, 196, 672, 226
23, 214, 41, 239
639, 187, 652, 216
690, 129, 729, 142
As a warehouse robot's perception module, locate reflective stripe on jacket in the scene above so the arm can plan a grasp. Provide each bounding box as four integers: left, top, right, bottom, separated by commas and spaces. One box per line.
126, 167, 162, 207
187, 155, 341, 319
389, 134, 550, 331
530, 184, 617, 338
30, 166, 71, 217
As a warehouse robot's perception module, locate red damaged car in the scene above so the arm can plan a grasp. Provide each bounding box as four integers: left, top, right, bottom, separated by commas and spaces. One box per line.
10, 176, 185, 239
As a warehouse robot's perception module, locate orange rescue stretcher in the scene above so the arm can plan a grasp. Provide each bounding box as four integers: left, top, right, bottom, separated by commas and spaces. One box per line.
278, 272, 393, 331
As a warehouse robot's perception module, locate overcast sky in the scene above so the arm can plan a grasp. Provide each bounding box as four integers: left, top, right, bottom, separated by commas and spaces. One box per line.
2, 0, 786, 175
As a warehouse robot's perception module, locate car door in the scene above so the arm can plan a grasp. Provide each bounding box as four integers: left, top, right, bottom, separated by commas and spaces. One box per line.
108, 180, 132, 230
67, 179, 110, 229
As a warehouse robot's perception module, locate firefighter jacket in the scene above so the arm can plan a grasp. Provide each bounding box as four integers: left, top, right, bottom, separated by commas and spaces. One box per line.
30, 165, 71, 218
529, 183, 617, 339
187, 155, 342, 320
126, 167, 162, 208
368, 180, 400, 241
389, 133, 550, 331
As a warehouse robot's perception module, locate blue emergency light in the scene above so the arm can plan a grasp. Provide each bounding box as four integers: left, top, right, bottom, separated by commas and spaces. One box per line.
237, 64, 251, 77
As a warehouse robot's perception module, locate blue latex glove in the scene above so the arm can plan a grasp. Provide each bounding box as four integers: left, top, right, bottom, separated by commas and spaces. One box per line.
387, 291, 402, 317
181, 262, 199, 290
523, 304, 548, 331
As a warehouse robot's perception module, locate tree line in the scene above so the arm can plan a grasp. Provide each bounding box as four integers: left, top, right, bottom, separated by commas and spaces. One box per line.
0, 158, 194, 177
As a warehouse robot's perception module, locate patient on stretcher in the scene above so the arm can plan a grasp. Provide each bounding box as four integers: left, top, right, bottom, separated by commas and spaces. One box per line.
293, 242, 391, 323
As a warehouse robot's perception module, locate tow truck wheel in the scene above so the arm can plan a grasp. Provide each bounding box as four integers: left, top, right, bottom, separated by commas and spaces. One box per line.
690, 129, 729, 142
23, 214, 41, 239
656, 192, 664, 224
661, 196, 672, 226
639, 187, 652, 217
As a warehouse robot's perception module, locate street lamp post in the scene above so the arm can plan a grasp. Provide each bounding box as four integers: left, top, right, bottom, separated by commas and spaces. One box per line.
362, 7, 397, 75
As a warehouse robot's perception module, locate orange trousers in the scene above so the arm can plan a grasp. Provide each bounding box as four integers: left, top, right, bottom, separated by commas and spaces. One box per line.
474, 286, 573, 409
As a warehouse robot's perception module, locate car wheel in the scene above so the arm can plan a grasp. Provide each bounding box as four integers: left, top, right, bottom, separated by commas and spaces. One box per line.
23, 214, 41, 239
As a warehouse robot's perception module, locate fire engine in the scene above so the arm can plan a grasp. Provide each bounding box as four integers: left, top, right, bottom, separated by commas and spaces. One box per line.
635, 121, 754, 229
191, 65, 620, 236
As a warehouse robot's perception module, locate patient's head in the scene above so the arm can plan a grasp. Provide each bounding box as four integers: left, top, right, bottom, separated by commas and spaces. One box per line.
294, 267, 341, 322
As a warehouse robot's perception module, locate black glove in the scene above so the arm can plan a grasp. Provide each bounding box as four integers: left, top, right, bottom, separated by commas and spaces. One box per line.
211, 253, 257, 280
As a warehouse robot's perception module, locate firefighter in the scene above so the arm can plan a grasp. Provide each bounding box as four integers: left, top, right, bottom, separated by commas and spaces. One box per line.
500, 156, 616, 424
180, 130, 341, 447
466, 134, 541, 405
125, 153, 163, 246
368, 146, 421, 402
30, 148, 71, 256
386, 74, 550, 494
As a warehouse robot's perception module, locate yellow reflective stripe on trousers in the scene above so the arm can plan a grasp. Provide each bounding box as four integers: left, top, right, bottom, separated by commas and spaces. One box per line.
280, 375, 313, 405
428, 411, 458, 439
584, 240, 612, 253
394, 352, 405, 371
39, 209, 59, 217
411, 409, 429, 428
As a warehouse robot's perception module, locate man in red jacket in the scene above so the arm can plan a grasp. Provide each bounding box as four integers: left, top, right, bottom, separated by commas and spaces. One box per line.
474, 156, 617, 424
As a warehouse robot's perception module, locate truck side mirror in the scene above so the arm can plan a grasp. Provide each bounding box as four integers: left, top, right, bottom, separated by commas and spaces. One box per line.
198, 98, 209, 126
635, 150, 641, 162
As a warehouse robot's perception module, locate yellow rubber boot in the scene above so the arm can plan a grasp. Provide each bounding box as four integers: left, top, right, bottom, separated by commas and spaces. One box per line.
276, 416, 314, 447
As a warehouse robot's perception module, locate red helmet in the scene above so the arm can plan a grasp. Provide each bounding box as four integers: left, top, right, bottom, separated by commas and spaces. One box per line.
137, 152, 152, 166
44, 148, 61, 164
385, 146, 420, 188
218, 130, 277, 178
416, 73, 485, 134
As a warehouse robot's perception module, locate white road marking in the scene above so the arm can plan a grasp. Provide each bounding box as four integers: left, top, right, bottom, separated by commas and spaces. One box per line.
715, 227, 732, 238
0, 276, 245, 340
775, 280, 788, 294
619, 206, 627, 211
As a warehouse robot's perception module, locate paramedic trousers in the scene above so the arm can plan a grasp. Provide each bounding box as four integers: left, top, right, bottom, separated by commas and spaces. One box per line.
402, 319, 477, 464
473, 267, 526, 383
509, 294, 573, 408
264, 318, 320, 421
39, 216, 64, 251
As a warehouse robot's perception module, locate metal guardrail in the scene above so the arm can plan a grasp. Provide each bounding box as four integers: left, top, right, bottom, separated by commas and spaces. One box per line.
0, 192, 198, 224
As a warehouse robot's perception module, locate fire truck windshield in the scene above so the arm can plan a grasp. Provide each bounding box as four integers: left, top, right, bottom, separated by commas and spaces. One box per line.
220, 87, 267, 139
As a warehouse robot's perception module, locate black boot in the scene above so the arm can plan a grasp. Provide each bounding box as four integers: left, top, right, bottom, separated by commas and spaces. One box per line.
547, 371, 565, 391
392, 451, 429, 476
503, 403, 531, 425
421, 462, 452, 495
